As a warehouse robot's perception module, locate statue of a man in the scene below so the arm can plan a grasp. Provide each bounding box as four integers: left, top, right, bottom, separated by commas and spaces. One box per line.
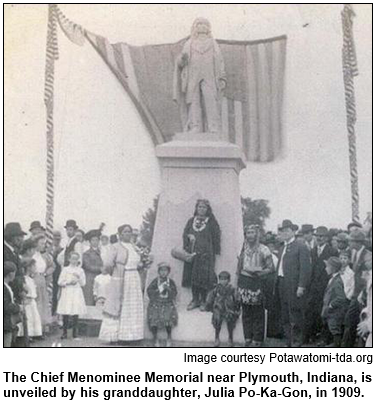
173, 18, 227, 134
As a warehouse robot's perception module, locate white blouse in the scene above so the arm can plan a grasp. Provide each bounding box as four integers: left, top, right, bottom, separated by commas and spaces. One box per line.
25, 276, 37, 299
121, 243, 140, 270
33, 252, 47, 275
340, 266, 355, 300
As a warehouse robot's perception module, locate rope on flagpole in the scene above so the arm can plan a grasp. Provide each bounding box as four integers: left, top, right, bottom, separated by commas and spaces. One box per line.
55, 5, 86, 45
44, 5, 86, 243
44, 4, 59, 243
341, 4, 360, 223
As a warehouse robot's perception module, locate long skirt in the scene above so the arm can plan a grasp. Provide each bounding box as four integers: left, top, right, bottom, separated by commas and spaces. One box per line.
99, 270, 144, 342
25, 300, 42, 337
82, 271, 98, 306
34, 273, 52, 327
18, 300, 42, 338
147, 301, 178, 330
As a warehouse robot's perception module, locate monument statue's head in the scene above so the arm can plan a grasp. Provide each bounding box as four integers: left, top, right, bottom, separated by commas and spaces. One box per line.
191, 17, 212, 38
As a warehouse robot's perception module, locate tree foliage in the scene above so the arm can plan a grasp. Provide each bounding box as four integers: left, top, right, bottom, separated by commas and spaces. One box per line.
139, 196, 159, 247
241, 197, 271, 233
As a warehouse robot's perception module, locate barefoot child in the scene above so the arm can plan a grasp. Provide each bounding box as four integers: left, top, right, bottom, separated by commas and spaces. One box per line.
205, 271, 240, 347
147, 262, 178, 347
57, 252, 86, 339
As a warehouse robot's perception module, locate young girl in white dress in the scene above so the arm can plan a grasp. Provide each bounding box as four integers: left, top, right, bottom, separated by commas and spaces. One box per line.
93, 265, 111, 311
57, 252, 86, 339
21, 258, 42, 340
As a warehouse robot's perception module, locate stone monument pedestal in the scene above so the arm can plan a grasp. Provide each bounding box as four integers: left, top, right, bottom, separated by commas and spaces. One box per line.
146, 133, 246, 343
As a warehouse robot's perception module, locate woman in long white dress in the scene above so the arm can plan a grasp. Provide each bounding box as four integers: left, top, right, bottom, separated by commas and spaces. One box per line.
99, 225, 144, 343
32, 234, 54, 333
18, 258, 43, 339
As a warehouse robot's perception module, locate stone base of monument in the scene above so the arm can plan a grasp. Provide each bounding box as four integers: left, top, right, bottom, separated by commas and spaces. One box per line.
146, 133, 246, 343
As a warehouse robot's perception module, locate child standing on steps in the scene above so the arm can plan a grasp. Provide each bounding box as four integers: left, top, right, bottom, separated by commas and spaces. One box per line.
147, 262, 178, 347
205, 271, 240, 347
57, 252, 86, 339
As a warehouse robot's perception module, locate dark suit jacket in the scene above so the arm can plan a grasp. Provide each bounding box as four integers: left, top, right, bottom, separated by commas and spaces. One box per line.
3, 284, 20, 333
310, 243, 338, 297
352, 247, 372, 299
4, 243, 24, 303
322, 274, 348, 322
64, 238, 79, 266
278, 238, 311, 291
4, 243, 19, 267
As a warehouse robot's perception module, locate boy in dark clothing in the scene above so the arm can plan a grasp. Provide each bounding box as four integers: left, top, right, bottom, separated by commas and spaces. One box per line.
205, 271, 240, 347
321, 257, 349, 347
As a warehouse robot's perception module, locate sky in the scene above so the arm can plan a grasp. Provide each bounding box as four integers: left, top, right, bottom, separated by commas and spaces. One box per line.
4, 4, 372, 236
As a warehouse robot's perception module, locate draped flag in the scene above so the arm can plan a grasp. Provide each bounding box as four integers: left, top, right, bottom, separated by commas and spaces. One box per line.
90, 34, 287, 162
341, 4, 360, 223
53, 5, 287, 163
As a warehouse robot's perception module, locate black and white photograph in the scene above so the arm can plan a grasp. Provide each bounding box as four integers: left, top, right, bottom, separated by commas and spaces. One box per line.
3, 4, 372, 349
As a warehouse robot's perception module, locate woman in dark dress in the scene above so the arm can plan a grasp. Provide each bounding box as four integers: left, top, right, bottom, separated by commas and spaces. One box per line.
182, 199, 221, 311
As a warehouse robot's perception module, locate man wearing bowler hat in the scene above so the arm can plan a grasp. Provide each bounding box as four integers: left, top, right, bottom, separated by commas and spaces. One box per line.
29, 221, 45, 237
304, 226, 338, 345
58, 220, 80, 267
276, 219, 311, 347
342, 229, 372, 347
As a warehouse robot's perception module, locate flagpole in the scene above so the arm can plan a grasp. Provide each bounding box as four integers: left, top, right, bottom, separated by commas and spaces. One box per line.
44, 4, 59, 243
341, 4, 360, 223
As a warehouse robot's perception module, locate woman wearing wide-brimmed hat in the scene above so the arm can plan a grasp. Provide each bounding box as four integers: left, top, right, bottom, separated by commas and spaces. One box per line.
82, 230, 103, 306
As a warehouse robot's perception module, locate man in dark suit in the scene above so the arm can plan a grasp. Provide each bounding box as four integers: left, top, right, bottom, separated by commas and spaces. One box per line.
4, 222, 26, 303
51, 231, 64, 316
276, 220, 311, 347
301, 224, 316, 251
62, 220, 79, 266
342, 229, 372, 347
304, 226, 338, 345
3, 262, 21, 347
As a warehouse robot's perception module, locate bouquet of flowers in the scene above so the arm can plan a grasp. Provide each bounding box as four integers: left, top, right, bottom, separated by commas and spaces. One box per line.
137, 245, 153, 269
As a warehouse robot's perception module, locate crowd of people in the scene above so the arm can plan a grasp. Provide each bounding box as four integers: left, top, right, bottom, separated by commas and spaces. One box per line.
239, 220, 372, 348
3, 206, 373, 348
